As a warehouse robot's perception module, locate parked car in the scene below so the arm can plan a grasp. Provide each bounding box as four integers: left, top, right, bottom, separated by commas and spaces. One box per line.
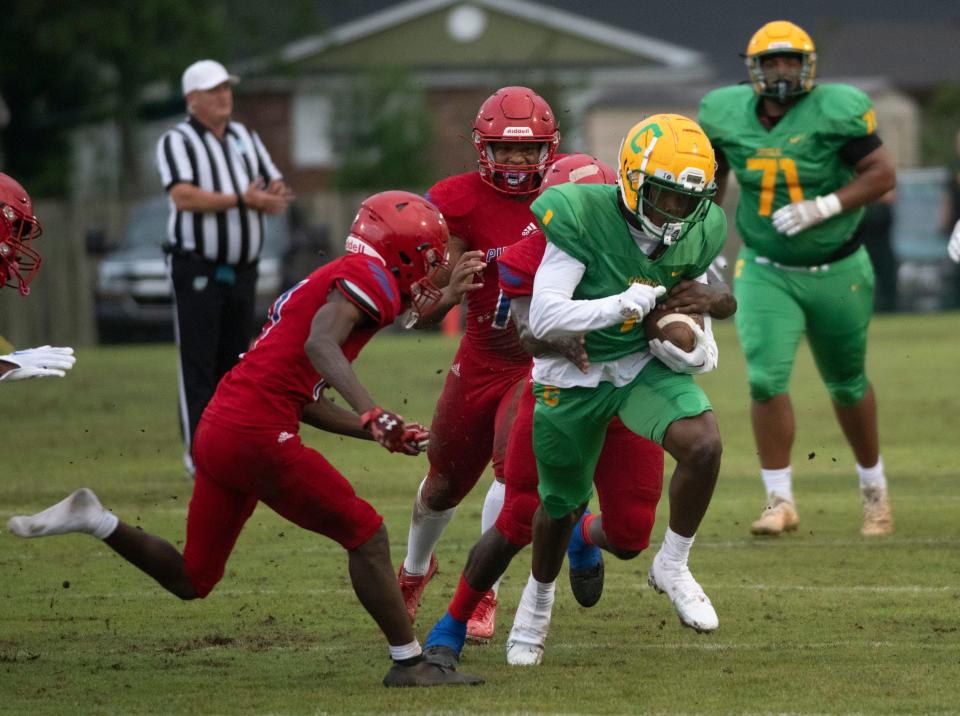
94, 196, 326, 342
892, 168, 958, 312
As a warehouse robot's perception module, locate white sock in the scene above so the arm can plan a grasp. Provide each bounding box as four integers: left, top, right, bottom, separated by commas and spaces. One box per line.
481, 480, 505, 596
403, 477, 456, 576
7, 488, 119, 540
509, 573, 555, 643
761, 466, 794, 503
388, 639, 422, 662
856, 457, 887, 491
659, 527, 695, 565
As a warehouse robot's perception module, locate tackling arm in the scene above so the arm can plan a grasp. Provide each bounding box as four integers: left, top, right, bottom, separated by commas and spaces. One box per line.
301, 396, 373, 440
510, 295, 589, 373
408, 236, 485, 328
303, 291, 378, 415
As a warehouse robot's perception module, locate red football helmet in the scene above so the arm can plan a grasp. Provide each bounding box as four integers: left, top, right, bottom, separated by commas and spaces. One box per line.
539, 154, 617, 194
472, 86, 560, 195
345, 191, 449, 317
0, 173, 43, 297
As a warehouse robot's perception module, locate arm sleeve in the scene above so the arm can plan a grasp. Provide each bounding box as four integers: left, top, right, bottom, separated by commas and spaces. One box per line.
156, 131, 194, 190
529, 244, 619, 339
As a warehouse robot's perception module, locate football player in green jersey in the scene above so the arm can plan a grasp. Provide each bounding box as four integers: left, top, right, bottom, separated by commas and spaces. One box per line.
699, 20, 896, 538
525, 114, 731, 634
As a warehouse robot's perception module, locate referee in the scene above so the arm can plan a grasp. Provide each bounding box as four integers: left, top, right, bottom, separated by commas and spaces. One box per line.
156, 59, 292, 477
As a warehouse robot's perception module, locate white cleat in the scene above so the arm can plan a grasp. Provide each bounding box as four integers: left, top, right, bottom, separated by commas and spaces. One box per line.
7, 488, 116, 539
506, 640, 544, 666
751, 495, 800, 536
860, 486, 893, 536
648, 550, 718, 633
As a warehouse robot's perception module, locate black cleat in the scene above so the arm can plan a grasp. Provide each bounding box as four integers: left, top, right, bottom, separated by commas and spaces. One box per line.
423, 645, 461, 669
382, 659, 483, 688
569, 558, 605, 607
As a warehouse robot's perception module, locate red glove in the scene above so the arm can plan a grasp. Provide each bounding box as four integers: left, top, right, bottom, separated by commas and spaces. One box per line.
401, 422, 430, 456
360, 407, 407, 453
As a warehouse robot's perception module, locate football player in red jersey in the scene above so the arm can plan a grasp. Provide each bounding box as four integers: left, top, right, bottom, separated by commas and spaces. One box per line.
0, 172, 76, 382
7, 191, 481, 688
397, 87, 560, 639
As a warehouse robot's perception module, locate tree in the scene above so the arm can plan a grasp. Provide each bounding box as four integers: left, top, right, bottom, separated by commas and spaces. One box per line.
333, 69, 435, 192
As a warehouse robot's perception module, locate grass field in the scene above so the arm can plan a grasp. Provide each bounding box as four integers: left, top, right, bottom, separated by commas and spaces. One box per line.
2, 314, 959, 715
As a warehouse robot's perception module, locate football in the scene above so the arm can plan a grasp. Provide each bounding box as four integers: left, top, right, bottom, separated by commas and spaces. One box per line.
643, 307, 704, 352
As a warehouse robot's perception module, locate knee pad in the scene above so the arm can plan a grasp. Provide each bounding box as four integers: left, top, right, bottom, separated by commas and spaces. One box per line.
825, 373, 869, 406
748, 368, 788, 403
495, 491, 539, 548
602, 501, 656, 554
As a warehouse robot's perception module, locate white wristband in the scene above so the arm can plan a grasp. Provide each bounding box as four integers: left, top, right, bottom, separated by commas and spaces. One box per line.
816, 193, 842, 218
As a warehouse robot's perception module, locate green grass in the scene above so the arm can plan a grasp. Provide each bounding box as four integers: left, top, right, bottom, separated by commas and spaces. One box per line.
2, 314, 959, 715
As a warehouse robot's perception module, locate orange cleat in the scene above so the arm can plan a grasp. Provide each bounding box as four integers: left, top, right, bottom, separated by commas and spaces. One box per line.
466, 590, 498, 644
398, 554, 438, 623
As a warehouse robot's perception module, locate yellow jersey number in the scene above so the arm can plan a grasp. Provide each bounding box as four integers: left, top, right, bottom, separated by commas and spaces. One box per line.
746, 156, 804, 216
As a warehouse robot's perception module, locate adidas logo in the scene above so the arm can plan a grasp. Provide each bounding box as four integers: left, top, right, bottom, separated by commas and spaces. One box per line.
451, 362, 461, 377
521, 222, 538, 237
277, 431, 295, 444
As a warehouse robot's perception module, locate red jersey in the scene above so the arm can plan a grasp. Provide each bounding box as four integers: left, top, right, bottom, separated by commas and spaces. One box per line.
497, 228, 547, 300
426, 171, 539, 364
204, 254, 402, 433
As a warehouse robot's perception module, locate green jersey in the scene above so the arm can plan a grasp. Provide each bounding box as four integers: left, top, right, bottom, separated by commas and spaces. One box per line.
699, 83, 876, 266
531, 183, 726, 363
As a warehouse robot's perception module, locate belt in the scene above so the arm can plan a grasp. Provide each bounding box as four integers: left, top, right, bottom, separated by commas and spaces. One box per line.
754, 228, 864, 273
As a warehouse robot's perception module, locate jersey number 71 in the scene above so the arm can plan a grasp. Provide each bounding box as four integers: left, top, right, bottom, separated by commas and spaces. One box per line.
746, 156, 805, 216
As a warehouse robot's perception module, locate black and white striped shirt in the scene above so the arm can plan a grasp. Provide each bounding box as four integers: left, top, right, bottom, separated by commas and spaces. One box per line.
156, 116, 282, 265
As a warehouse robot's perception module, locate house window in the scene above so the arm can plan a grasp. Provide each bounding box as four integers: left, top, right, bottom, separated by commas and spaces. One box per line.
292, 93, 334, 167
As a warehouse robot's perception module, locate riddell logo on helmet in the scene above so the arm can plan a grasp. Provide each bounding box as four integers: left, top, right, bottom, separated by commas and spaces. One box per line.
345, 235, 386, 265
503, 127, 534, 136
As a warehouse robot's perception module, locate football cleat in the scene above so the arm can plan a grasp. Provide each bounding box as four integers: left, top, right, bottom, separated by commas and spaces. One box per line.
465, 590, 497, 644
398, 553, 438, 623
567, 510, 604, 607
648, 550, 718, 633
382, 658, 483, 687
423, 645, 460, 669
860, 486, 893, 536
750, 495, 800, 536
506, 640, 544, 666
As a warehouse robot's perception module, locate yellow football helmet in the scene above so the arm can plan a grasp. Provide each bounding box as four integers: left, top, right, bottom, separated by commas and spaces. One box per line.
617, 114, 716, 245
745, 20, 817, 101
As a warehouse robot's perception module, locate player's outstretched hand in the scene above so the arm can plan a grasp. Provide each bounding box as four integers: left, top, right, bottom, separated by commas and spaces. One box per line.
772, 194, 841, 236
948, 219, 960, 264
0, 346, 76, 382
361, 407, 409, 453
400, 422, 430, 456
446, 250, 486, 300
648, 324, 718, 375
551, 335, 590, 373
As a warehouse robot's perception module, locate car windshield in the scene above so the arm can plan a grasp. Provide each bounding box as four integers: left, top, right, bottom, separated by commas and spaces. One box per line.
122, 196, 291, 258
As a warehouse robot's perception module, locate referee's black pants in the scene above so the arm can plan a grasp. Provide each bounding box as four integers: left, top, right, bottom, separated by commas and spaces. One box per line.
169, 254, 258, 459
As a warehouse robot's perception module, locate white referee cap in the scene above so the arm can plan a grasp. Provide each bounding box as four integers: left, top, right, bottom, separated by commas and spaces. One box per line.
182, 60, 239, 96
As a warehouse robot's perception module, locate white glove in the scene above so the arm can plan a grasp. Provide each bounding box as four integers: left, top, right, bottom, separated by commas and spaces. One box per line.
0, 346, 76, 381
772, 193, 842, 236
603, 283, 666, 324
648, 324, 718, 375
948, 219, 960, 264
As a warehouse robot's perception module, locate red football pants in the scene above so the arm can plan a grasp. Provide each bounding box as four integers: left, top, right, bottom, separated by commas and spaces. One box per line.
184, 418, 383, 598
425, 344, 529, 502
496, 375, 665, 551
